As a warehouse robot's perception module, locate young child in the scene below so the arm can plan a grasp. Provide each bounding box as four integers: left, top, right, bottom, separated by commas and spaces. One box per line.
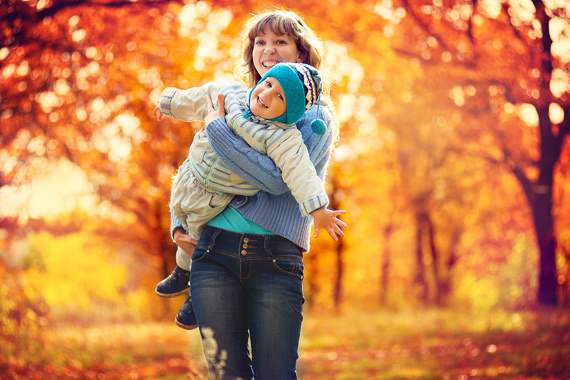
155, 63, 344, 329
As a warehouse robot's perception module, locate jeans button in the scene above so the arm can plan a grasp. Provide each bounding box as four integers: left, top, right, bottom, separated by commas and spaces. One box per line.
243, 238, 250, 243
242, 243, 248, 249
241, 250, 247, 256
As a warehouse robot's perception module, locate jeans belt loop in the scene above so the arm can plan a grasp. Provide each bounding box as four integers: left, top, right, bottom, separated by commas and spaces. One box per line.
264, 235, 276, 262
207, 228, 222, 251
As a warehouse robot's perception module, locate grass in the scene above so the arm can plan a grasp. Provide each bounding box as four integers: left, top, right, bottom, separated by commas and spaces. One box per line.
298, 308, 570, 379
1, 308, 569, 379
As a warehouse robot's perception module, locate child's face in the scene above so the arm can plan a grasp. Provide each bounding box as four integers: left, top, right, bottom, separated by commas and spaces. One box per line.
249, 77, 286, 120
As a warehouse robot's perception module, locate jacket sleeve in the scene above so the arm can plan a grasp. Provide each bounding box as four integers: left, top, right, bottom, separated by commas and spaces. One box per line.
266, 130, 329, 217
170, 208, 186, 240
159, 82, 226, 122
207, 104, 334, 197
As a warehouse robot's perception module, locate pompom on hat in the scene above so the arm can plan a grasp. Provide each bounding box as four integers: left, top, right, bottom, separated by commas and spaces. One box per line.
256, 62, 327, 135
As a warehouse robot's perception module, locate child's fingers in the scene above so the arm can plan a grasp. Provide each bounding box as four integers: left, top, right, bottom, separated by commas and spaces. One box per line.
327, 227, 338, 241
333, 224, 345, 237
335, 217, 347, 228
217, 94, 225, 117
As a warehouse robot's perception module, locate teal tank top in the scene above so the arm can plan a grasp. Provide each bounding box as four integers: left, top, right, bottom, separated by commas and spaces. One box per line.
208, 206, 275, 235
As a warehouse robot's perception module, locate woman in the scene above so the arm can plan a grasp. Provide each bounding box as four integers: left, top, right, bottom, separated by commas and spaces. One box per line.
172, 9, 343, 380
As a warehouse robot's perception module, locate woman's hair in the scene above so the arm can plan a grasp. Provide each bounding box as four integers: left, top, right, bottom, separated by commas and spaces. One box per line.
237, 9, 323, 88
236, 9, 339, 143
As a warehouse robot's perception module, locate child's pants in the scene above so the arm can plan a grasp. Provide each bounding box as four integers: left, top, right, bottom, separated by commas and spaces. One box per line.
171, 158, 234, 241
175, 246, 192, 271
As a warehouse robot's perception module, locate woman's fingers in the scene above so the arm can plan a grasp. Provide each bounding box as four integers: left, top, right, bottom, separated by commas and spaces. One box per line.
206, 94, 214, 111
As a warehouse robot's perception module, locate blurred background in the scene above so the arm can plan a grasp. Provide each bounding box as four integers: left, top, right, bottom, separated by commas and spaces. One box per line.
1, 0, 569, 379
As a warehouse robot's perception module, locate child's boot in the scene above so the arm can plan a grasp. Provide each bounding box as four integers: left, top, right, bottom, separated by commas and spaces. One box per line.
155, 266, 190, 298
175, 294, 198, 330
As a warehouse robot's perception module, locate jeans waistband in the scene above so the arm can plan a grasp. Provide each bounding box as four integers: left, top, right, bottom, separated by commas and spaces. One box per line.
199, 225, 303, 259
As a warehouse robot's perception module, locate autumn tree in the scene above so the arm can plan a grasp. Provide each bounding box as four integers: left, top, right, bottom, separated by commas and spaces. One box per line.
1, 0, 244, 276
388, 0, 570, 305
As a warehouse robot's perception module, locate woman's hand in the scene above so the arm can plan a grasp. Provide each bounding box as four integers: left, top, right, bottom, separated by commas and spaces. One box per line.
204, 94, 226, 126
173, 228, 198, 258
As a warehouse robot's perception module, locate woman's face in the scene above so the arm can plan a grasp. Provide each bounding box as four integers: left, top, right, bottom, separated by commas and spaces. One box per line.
252, 25, 301, 77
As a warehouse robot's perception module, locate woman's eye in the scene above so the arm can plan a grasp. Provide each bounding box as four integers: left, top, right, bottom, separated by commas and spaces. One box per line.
255, 40, 265, 45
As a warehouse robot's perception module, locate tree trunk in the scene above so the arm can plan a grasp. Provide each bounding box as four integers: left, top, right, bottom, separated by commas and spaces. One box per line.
333, 237, 344, 312
379, 225, 393, 306
440, 230, 460, 306
329, 174, 345, 313
530, 2, 562, 306
414, 214, 428, 303
425, 215, 441, 305
513, 103, 560, 306
532, 186, 557, 305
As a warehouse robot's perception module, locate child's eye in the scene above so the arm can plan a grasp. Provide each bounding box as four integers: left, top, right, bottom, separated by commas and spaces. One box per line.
277, 94, 284, 101
265, 80, 272, 87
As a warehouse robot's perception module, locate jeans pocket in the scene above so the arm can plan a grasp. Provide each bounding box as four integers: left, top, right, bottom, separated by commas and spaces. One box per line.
273, 258, 304, 279
191, 246, 210, 264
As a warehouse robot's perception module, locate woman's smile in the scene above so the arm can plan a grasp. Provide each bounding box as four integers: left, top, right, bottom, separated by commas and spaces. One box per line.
253, 26, 301, 77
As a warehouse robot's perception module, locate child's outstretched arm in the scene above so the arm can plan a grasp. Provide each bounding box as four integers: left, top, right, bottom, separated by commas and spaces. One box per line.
311, 208, 347, 241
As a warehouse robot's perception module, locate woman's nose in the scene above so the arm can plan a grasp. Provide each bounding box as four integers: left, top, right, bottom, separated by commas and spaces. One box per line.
264, 44, 276, 54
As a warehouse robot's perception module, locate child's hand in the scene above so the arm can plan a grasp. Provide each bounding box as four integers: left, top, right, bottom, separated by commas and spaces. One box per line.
154, 105, 165, 121
311, 208, 347, 241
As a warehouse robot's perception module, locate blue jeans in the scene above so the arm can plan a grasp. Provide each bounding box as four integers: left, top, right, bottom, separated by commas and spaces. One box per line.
190, 226, 305, 380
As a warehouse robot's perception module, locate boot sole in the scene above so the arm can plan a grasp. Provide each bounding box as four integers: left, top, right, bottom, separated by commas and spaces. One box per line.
155, 288, 189, 298
175, 317, 198, 330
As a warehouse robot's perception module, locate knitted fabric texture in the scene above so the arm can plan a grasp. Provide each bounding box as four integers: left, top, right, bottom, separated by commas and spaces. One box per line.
257, 63, 323, 125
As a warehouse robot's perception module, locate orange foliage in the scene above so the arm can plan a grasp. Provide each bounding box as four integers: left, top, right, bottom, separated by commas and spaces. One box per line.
1, 0, 570, 322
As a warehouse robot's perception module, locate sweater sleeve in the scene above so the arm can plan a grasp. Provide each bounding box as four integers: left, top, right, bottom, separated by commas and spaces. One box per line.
207, 104, 334, 198
206, 117, 290, 195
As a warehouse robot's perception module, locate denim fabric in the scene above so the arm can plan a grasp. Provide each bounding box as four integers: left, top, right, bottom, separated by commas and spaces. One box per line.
190, 226, 305, 380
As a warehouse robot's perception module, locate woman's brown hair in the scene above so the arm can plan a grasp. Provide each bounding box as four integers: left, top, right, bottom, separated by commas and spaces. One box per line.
236, 9, 338, 142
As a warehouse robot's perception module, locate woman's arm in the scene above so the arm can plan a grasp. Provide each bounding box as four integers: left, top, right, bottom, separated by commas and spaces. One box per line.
206, 94, 334, 195
207, 117, 289, 195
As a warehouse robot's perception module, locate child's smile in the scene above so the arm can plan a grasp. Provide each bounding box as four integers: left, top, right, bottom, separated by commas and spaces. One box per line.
249, 77, 287, 120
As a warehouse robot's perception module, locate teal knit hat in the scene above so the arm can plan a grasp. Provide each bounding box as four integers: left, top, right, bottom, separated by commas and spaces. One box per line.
255, 62, 326, 134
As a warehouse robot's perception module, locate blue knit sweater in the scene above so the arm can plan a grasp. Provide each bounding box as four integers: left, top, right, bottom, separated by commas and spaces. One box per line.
171, 101, 334, 252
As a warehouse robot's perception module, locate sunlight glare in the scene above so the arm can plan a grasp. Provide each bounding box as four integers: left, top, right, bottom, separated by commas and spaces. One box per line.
549, 103, 564, 124
518, 103, 539, 126
0, 160, 96, 220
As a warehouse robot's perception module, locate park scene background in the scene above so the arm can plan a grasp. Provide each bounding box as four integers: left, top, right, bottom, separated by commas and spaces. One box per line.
1, 0, 570, 378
